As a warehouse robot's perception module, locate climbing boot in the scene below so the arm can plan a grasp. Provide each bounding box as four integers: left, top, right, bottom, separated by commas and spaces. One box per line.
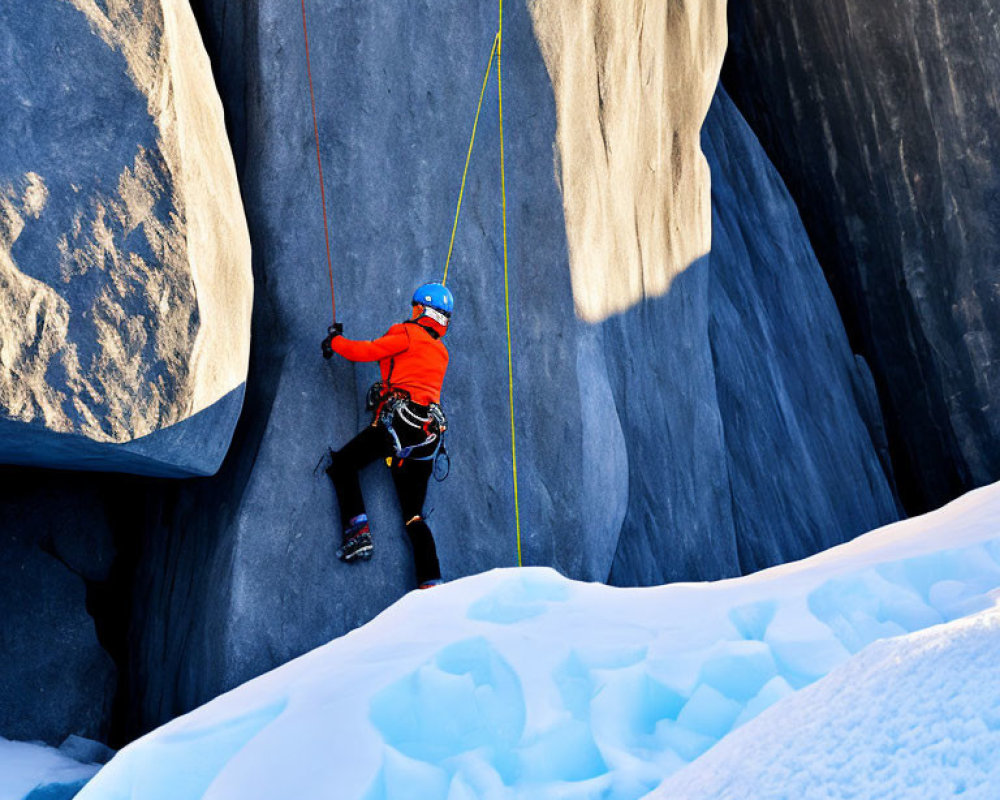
337, 517, 373, 562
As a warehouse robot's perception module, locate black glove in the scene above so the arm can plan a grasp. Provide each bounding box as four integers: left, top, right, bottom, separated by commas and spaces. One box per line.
321, 322, 343, 359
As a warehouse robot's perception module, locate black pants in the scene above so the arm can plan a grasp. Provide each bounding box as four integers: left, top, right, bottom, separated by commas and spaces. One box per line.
326, 424, 442, 585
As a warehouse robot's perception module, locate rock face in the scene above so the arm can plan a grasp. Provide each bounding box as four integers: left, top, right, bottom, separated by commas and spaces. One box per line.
699, 89, 899, 574
725, 0, 1000, 513
0, 0, 252, 477
605, 88, 902, 583
84, 0, 900, 740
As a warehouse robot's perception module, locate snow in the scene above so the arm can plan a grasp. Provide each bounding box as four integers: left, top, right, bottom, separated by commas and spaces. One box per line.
74, 482, 1000, 799
0, 738, 99, 800
653, 604, 1000, 799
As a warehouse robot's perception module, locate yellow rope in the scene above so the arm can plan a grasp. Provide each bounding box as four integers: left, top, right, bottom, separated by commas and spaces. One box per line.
497, 0, 523, 568
437, 1, 522, 567
442, 33, 500, 287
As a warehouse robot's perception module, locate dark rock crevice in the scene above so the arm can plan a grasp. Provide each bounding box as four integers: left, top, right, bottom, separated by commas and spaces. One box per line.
0, 468, 118, 745
82, 478, 147, 749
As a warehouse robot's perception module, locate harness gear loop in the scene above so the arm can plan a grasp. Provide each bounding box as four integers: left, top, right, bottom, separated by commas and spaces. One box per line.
442, 32, 500, 287
368, 382, 449, 464
300, 0, 337, 320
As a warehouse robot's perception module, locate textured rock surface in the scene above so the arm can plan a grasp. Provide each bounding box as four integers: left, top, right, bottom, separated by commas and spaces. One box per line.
79, 0, 901, 740
725, 0, 1000, 513
700, 90, 900, 573
0, 467, 117, 745
0, 0, 252, 476
528, 0, 726, 321
606, 89, 902, 582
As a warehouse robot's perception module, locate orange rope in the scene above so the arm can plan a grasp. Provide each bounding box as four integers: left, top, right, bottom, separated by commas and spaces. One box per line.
301, 0, 337, 321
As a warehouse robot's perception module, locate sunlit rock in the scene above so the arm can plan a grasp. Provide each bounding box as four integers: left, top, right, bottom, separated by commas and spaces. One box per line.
0, 0, 252, 476
529, 0, 727, 322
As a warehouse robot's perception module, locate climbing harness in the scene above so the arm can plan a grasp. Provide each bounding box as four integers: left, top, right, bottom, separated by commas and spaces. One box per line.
367, 382, 448, 463
303, 0, 523, 566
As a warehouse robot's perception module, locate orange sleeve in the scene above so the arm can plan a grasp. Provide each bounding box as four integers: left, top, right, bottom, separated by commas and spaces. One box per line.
329, 328, 409, 363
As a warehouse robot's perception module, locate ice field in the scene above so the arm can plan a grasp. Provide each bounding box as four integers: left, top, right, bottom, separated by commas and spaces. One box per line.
0, 737, 99, 800
18, 482, 1000, 799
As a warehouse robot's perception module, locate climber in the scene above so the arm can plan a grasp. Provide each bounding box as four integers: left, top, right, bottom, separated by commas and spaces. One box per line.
321, 282, 453, 589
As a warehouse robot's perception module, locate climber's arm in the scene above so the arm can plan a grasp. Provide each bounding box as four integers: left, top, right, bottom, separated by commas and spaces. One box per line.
328, 329, 409, 363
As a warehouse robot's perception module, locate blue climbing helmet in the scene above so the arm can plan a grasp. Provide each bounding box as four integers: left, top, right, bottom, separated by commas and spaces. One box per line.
412, 282, 454, 318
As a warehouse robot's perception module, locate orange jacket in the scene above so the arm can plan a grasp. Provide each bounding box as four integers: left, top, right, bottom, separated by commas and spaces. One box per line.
330, 320, 448, 405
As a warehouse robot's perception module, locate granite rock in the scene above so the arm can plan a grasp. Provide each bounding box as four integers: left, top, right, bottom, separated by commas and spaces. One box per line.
701, 89, 901, 573
725, 0, 1000, 512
